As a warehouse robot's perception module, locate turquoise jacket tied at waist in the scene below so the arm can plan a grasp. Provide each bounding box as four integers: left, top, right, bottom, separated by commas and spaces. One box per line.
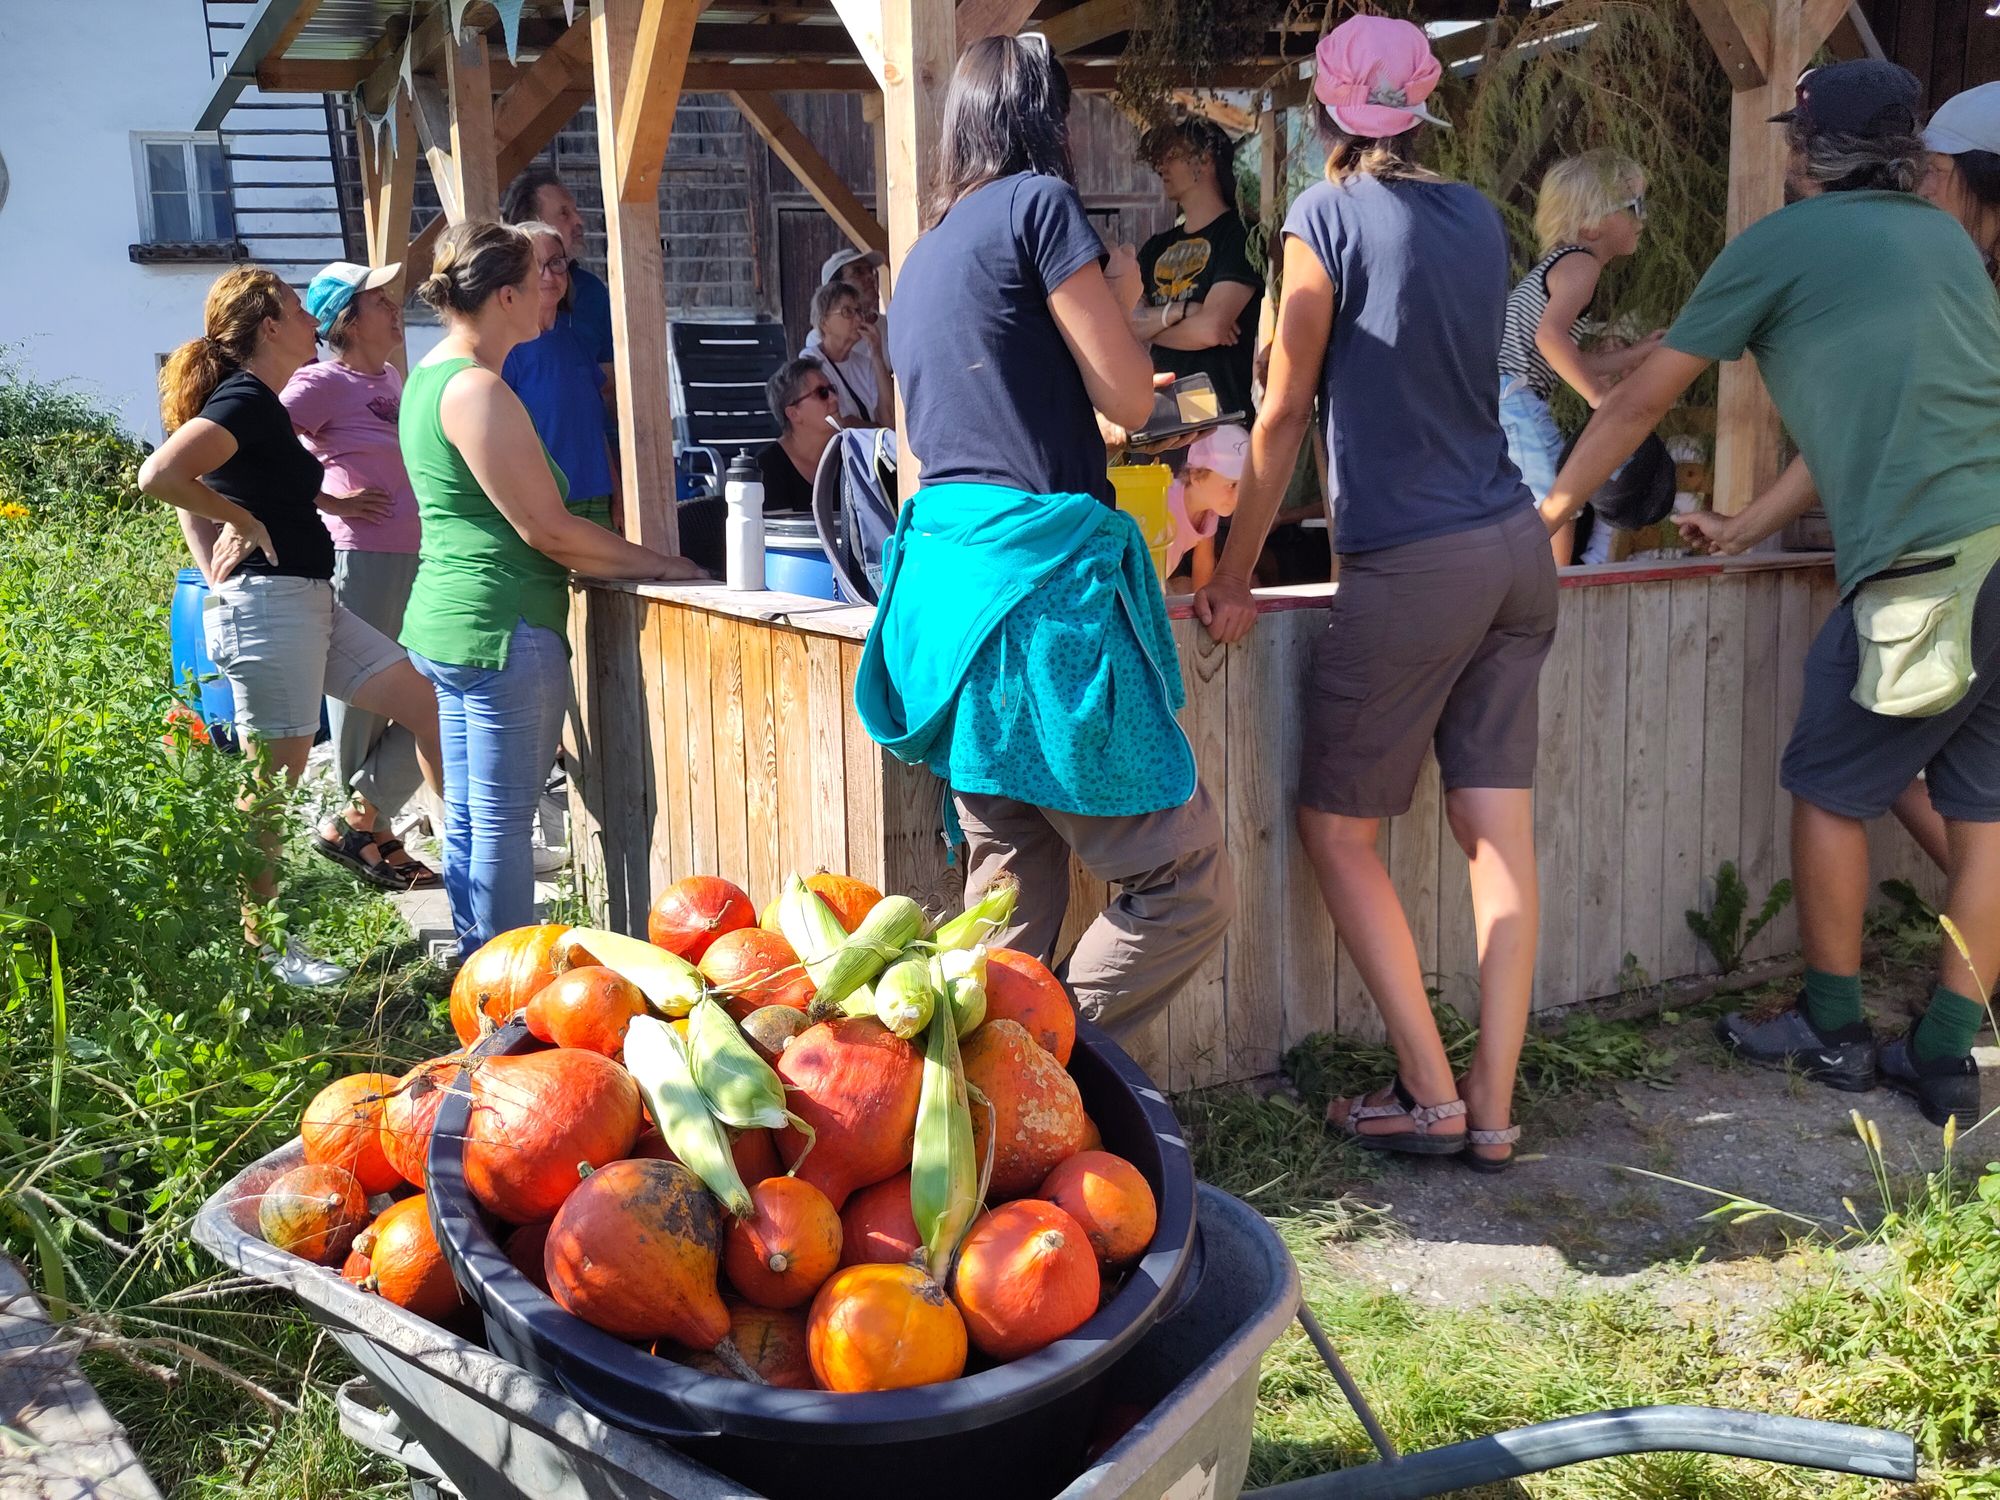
855, 482, 1197, 819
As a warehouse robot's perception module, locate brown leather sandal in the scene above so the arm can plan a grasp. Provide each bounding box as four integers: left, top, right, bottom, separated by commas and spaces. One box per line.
1325, 1077, 1468, 1157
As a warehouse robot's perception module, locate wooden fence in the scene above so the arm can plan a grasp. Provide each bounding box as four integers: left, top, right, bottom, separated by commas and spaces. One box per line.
567, 556, 1945, 1090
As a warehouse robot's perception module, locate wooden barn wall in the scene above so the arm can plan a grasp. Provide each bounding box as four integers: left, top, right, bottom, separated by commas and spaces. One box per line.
566, 562, 1947, 1092
1861, 0, 2000, 105
750, 93, 1181, 353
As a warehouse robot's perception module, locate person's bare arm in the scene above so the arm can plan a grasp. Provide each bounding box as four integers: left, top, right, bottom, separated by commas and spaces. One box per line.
1193, 234, 1332, 644
1148, 282, 1257, 352
1188, 535, 1218, 590
1676, 453, 1817, 556
1534, 254, 1618, 407
137, 418, 280, 580
1049, 259, 1157, 434
439, 366, 701, 580
1541, 346, 1709, 533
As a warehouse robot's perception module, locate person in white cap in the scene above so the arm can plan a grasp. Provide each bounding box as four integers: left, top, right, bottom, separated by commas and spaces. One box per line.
819, 245, 890, 340
1922, 80, 2000, 278
1164, 422, 1246, 587
281, 260, 441, 892
803, 277, 894, 426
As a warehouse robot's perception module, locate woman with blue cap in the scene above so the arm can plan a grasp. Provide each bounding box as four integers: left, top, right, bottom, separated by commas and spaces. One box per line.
282, 260, 441, 891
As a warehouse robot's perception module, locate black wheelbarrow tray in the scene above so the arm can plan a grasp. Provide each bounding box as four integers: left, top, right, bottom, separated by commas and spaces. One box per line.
193, 1040, 1916, 1500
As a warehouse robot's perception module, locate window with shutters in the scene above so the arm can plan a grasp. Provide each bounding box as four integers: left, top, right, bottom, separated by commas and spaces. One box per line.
130, 134, 241, 260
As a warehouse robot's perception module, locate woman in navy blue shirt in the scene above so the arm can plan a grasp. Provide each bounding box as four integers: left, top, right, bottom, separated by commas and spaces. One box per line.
858, 35, 1233, 1053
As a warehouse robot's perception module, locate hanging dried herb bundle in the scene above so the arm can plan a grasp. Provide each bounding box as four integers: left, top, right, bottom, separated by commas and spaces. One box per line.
1116, 0, 1306, 129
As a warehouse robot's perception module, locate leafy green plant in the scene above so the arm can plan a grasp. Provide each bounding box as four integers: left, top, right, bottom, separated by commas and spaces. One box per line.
0, 349, 151, 517
1686, 860, 1793, 973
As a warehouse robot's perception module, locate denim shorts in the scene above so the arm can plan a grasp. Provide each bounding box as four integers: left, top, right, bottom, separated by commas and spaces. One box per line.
1498, 378, 1562, 500
202, 574, 411, 740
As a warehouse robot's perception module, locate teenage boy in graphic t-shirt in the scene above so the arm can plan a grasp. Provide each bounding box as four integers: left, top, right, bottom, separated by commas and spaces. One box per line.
1132, 116, 1264, 425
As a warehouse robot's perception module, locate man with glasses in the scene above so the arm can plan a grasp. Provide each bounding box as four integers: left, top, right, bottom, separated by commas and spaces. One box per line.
502, 168, 615, 435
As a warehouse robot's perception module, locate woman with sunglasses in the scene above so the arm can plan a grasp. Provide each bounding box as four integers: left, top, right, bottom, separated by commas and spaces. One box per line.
502, 222, 621, 531
1496, 149, 1663, 565
757, 358, 843, 513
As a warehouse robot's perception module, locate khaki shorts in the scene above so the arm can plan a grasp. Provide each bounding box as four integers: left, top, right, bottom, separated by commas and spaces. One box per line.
1301, 505, 1558, 817
203, 574, 411, 741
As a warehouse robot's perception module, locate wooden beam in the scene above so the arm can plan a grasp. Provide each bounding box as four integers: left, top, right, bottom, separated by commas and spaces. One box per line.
955, 0, 1040, 44
1038, 0, 1131, 53
1687, 0, 1771, 88
616, 0, 702, 203
493, 21, 596, 181
730, 91, 889, 254
1258, 103, 1287, 224
356, 94, 416, 369
264, 0, 329, 62
829, 0, 889, 87
1827, 0, 1885, 58
592, 0, 680, 551
257, 57, 368, 92
692, 21, 862, 56
411, 77, 465, 221
446, 29, 501, 219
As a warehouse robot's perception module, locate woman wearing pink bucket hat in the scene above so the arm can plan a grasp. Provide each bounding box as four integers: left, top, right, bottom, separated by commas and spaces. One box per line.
1196, 15, 1554, 1171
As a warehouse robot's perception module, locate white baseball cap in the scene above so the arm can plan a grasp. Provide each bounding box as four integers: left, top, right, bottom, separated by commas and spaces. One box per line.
1924, 81, 2000, 156
820, 247, 886, 284
1187, 423, 1249, 481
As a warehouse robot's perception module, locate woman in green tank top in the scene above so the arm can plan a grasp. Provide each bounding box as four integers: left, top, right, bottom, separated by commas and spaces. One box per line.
399, 221, 703, 956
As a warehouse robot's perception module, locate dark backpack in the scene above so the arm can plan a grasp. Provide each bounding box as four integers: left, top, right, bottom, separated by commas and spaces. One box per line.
809, 427, 899, 604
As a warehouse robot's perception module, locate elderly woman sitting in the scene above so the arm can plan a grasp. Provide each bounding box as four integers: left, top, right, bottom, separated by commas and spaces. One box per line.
803, 279, 893, 426
756, 357, 843, 513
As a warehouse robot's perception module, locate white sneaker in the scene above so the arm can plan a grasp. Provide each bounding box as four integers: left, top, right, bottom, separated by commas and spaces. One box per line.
261, 937, 350, 988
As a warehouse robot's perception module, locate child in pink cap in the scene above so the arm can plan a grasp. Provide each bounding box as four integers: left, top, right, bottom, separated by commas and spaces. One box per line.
1166, 423, 1248, 585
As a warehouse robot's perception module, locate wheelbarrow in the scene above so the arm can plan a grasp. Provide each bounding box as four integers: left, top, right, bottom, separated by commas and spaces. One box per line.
194, 1141, 1916, 1500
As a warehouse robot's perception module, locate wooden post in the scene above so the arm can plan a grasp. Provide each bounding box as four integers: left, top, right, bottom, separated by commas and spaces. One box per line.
730, 91, 889, 255
877, 0, 956, 497
862, 91, 888, 223
954, 0, 1040, 42
446, 30, 501, 220
592, 0, 693, 552
356, 94, 416, 370
1696, 0, 1846, 514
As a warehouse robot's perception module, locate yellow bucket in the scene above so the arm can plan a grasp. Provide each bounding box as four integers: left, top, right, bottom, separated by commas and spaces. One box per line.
1109, 463, 1175, 584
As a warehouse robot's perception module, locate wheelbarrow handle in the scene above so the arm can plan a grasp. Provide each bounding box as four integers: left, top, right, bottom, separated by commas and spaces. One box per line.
1243, 1405, 1918, 1500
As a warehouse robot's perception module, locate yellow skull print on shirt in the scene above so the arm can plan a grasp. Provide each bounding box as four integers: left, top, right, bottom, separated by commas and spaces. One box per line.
1151, 235, 1213, 305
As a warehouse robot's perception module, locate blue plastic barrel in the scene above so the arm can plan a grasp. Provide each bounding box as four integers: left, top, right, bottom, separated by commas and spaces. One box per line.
762, 515, 844, 602
170, 568, 239, 751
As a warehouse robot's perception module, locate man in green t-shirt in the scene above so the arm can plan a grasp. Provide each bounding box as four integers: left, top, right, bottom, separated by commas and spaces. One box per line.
1543, 60, 2000, 1129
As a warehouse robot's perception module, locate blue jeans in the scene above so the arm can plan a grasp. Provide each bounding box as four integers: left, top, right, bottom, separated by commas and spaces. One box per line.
1499, 378, 1622, 563
409, 621, 568, 956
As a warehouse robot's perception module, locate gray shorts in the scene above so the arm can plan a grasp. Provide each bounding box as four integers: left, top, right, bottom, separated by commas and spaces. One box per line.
1301, 505, 1559, 817
1781, 560, 2000, 822
202, 574, 411, 741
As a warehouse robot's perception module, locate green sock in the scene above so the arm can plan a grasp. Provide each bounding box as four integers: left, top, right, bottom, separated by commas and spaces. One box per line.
1911, 984, 1987, 1063
1802, 968, 1864, 1033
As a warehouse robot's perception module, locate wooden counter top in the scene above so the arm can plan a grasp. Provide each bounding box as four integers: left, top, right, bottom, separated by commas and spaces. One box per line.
576, 550, 1836, 642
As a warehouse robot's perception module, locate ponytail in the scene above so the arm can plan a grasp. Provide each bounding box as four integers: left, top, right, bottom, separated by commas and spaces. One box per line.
159, 265, 290, 431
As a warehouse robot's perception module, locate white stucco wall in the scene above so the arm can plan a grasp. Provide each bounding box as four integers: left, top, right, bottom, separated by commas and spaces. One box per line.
0, 2, 440, 443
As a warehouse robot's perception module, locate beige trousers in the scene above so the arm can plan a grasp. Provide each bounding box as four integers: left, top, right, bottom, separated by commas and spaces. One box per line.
955, 783, 1234, 1044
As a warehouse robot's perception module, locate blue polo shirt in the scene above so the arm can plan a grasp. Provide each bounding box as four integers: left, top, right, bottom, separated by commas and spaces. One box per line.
503, 321, 614, 504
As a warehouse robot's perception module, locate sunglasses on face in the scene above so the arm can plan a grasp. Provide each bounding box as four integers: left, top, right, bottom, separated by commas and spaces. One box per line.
791, 384, 837, 407
1621, 194, 1647, 222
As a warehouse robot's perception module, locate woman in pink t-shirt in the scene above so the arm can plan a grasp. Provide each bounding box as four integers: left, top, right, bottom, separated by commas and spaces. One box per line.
282, 262, 439, 889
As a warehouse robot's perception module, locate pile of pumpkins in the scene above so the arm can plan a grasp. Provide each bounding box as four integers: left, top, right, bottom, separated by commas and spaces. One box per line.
256, 872, 1161, 1394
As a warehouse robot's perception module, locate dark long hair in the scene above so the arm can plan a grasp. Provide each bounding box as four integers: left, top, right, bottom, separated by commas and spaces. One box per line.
927, 35, 1075, 228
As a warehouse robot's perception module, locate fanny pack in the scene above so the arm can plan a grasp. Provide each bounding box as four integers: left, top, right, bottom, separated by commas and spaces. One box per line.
1849, 521, 2000, 717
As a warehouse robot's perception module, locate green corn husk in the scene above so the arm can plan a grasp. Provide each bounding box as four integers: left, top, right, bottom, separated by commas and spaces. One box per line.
931, 878, 1019, 954
934, 944, 989, 1036
873, 955, 937, 1041
624, 1015, 753, 1217
910, 996, 980, 1281
808, 894, 927, 1017
685, 996, 791, 1131
775, 874, 848, 986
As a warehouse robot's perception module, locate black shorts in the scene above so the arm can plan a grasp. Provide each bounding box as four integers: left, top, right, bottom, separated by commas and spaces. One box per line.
1781, 560, 2000, 822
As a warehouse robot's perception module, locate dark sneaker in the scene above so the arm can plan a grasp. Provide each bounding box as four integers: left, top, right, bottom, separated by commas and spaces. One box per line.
1878, 1036, 1982, 1128
1715, 1001, 1876, 1092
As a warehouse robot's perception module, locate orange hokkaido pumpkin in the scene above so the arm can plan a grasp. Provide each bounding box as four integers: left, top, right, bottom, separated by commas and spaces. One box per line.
739, 1004, 811, 1063
838, 1171, 922, 1268
545, 1159, 730, 1347
1038, 1151, 1158, 1270
808, 1263, 967, 1392
1078, 1113, 1103, 1153
775, 1018, 924, 1209
462, 1049, 643, 1224
724, 1177, 842, 1309
300, 1072, 402, 1194
664, 1299, 813, 1388
961, 1019, 1088, 1200
506, 1220, 553, 1294
981, 949, 1077, 1065
258, 1163, 369, 1265
378, 1054, 467, 1189
523, 966, 648, 1057
346, 1194, 461, 1321
803, 873, 884, 934
449, 924, 570, 1044
951, 1200, 1099, 1361
699, 928, 815, 1015
648, 876, 757, 961
631, 1125, 780, 1185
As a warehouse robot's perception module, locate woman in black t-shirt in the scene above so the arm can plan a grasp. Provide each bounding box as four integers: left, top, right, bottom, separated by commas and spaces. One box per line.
139, 266, 444, 988
756, 358, 842, 514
